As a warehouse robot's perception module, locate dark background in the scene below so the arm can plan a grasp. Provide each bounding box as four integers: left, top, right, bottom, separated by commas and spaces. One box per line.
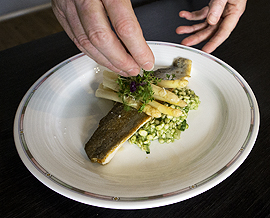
1, 0, 270, 217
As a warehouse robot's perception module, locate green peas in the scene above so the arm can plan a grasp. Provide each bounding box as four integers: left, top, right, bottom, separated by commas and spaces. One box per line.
138, 129, 148, 137
156, 124, 163, 131
147, 135, 154, 140
158, 139, 165, 144
128, 87, 200, 153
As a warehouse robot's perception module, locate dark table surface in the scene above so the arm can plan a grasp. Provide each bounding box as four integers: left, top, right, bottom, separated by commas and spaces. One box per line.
1, 0, 270, 217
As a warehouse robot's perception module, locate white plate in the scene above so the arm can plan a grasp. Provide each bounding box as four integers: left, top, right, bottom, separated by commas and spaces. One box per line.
14, 42, 259, 209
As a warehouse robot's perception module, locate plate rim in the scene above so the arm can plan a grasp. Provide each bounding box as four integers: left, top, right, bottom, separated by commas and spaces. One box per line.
13, 41, 260, 209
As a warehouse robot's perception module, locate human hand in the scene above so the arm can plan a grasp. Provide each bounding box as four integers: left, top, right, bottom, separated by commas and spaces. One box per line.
51, 0, 154, 77
176, 0, 247, 53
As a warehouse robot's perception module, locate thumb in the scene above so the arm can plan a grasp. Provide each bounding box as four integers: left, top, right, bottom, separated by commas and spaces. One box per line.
207, 0, 227, 25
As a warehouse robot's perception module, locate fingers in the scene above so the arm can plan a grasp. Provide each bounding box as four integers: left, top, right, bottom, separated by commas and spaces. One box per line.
51, 1, 76, 41
207, 0, 228, 25
176, 6, 211, 46
176, 6, 213, 47
202, 14, 239, 53
52, 0, 123, 74
103, 0, 155, 72
52, 0, 154, 77
202, 0, 246, 53
75, 0, 135, 76
176, 22, 208, 35
181, 24, 218, 47
179, 6, 209, 21
177, 0, 247, 53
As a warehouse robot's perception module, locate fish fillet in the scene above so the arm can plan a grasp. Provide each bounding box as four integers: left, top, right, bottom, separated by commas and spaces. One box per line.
153, 57, 192, 80
85, 102, 151, 165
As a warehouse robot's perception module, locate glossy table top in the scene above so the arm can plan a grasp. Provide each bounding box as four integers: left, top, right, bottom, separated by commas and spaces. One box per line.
1, 0, 270, 217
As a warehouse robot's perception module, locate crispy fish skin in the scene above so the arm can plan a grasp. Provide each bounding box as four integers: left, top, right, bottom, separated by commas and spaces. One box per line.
153, 57, 192, 80
85, 103, 151, 165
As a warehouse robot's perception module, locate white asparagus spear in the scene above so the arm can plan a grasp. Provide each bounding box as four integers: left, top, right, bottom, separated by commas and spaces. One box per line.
102, 71, 187, 107
96, 85, 161, 118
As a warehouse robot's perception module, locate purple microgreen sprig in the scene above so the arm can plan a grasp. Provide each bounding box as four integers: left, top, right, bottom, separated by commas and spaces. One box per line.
130, 81, 137, 93
117, 70, 161, 112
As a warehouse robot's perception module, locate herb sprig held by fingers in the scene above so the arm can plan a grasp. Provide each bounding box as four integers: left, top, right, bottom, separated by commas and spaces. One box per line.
117, 71, 161, 112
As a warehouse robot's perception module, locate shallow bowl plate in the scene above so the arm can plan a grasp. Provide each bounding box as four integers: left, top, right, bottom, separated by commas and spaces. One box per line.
14, 42, 259, 209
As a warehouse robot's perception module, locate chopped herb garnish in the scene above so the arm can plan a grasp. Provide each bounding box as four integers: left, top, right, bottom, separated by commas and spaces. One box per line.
179, 119, 188, 131
166, 73, 176, 80
117, 70, 161, 112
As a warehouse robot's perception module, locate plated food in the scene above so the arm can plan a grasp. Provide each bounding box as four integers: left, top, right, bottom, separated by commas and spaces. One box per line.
14, 42, 259, 209
85, 57, 200, 165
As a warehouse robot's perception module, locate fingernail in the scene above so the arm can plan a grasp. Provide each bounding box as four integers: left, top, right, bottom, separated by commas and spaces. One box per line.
127, 68, 140, 76
119, 70, 128, 77
142, 62, 154, 71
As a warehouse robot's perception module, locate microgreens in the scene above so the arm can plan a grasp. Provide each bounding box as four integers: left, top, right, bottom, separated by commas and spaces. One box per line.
117, 70, 161, 112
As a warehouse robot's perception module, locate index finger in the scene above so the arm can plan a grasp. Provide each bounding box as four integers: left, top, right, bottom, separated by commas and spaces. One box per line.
179, 6, 209, 21
103, 0, 155, 71
75, 0, 141, 76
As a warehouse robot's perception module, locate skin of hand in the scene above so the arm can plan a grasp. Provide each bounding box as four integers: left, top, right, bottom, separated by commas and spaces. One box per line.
51, 0, 155, 77
176, 0, 247, 53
